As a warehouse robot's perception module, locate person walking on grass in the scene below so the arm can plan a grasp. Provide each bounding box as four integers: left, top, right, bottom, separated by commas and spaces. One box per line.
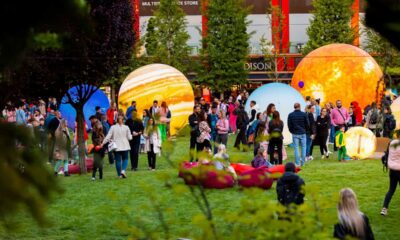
336, 125, 347, 162
53, 119, 70, 177
102, 116, 132, 178
365, 102, 383, 137
382, 106, 396, 138
92, 122, 105, 181
234, 105, 249, 151
189, 105, 201, 161
214, 109, 229, 154
126, 111, 144, 171
197, 110, 212, 152
268, 111, 284, 165
316, 108, 331, 159
305, 105, 316, 161
380, 133, 400, 216
144, 117, 162, 171
288, 103, 309, 167
331, 100, 350, 151
334, 188, 374, 240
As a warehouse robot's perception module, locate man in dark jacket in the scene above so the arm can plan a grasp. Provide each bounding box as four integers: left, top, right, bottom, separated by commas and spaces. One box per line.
126, 112, 144, 171
288, 103, 309, 166
189, 105, 201, 161
234, 105, 249, 151
277, 162, 305, 206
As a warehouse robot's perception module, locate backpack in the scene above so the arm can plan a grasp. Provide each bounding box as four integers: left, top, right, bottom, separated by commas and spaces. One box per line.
194, 124, 201, 137
369, 110, 379, 124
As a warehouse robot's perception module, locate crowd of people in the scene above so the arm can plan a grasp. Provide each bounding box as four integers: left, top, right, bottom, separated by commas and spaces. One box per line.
1, 98, 171, 180
3, 90, 399, 240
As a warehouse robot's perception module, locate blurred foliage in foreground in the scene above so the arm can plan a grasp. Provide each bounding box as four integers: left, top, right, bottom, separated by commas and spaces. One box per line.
0, 123, 63, 227
117, 128, 337, 239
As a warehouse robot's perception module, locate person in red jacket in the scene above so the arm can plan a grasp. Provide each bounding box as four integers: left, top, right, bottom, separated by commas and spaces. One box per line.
106, 102, 118, 126
350, 101, 363, 126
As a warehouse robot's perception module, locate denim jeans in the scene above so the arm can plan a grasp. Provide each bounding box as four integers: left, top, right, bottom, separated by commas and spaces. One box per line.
292, 134, 307, 166
114, 150, 129, 176
306, 134, 312, 157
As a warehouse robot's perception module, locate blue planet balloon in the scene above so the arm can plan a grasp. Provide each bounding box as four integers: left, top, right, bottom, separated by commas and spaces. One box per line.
59, 85, 110, 130
245, 83, 306, 144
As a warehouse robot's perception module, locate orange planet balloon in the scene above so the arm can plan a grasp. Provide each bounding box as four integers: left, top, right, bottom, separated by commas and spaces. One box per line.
292, 44, 384, 109
118, 64, 194, 135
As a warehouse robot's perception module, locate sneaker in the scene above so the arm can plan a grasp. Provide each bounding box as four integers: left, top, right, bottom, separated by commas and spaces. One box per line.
380, 208, 388, 216
321, 155, 325, 159
309, 156, 314, 161
121, 171, 127, 178
326, 153, 329, 159
64, 172, 70, 177
91, 177, 96, 181
54, 172, 58, 177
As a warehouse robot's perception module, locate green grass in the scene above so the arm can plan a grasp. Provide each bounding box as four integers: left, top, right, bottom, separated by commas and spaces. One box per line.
1, 135, 400, 239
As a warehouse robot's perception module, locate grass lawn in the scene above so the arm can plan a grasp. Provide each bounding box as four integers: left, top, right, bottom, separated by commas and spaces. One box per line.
1, 134, 400, 239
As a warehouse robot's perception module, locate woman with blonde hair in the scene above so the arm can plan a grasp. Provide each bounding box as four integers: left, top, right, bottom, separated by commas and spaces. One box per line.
54, 119, 71, 177
334, 188, 374, 240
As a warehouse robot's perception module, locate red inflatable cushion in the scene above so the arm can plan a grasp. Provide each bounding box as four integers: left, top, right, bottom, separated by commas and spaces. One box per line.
179, 162, 234, 189
238, 166, 273, 189
63, 158, 94, 174
231, 163, 254, 175
268, 164, 301, 179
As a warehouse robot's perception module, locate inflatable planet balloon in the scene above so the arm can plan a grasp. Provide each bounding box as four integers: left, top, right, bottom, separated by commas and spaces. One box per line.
390, 97, 400, 129
245, 83, 306, 144
345, 127, 377, 159
60, 85, 110, 130
292, 44, 384, 110
118, 64, 194, 135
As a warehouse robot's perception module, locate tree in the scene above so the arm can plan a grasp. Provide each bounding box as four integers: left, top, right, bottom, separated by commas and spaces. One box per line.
303, 0, 354, 54
0, 0, 88, 226
364, 27, 400, 89
12, 0, 136, 174
61, 0, 135, 174
144, 0, 191, 74
198, 0, 251, 96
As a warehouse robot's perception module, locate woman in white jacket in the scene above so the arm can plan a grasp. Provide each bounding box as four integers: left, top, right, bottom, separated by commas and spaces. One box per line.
381, 137, 400, 216
103, 116, 132, 178
144, 117, 162, 170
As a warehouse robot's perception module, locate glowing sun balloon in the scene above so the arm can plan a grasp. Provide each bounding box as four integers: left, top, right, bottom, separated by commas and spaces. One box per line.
245, 83, 306, 145
390, 97, 400, 129
345, 127, 377, 159
60, 85, 110, 130
292, 44, 384, 110
118, 64, 194, 135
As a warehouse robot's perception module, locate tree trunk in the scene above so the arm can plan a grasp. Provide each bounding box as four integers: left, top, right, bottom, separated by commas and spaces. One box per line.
111, 85, 116, 104
76, 107, 87, 174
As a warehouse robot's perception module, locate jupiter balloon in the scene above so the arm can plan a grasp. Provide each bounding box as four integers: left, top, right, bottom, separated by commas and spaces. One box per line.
345, 127, 376, 159
292, 44, 384, 110
118, 64, 194, 135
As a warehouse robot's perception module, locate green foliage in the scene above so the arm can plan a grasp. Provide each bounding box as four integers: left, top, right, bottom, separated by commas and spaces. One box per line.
198, 0, 251, 93
364, 27, 400, 72
1, 135, 399, 239
32, 32, 62, 50
144, 0, 191, 74
0, 123, 62, 227
303, 0, 354, 54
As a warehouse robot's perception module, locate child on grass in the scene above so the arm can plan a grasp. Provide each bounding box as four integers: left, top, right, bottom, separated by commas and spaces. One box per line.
335, 125, 347, 162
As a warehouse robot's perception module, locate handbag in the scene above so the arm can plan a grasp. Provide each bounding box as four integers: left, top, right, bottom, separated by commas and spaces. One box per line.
107, 140, 118, 152
248, 133, 255, 143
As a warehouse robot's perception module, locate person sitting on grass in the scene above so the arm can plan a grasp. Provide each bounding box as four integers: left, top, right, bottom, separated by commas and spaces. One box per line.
335, 125, 347, 162
213, 144, 237, 179
334, 188, 374, 240
276, 162, 305, 206
251, 147, 273, 168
